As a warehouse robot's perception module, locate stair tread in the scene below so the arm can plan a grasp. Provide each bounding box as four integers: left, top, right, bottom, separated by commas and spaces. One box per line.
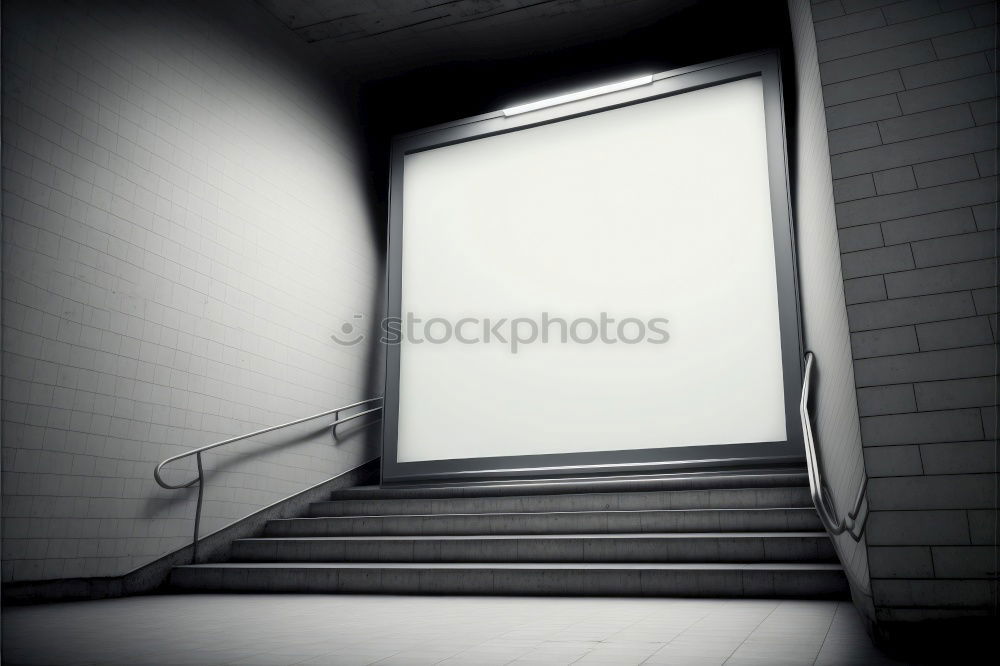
330, 482, 809, 492
295, 507, 817, 520
238, 532, 831, 541
330, 472, 809, 501
176, 561, 844, 570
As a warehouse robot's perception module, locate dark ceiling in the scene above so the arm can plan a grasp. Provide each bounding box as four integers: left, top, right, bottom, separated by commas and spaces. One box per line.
253, 0, 795, 247
255, 0, 700, 80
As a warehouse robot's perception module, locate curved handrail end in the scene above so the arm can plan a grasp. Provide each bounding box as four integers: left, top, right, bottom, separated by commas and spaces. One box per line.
801, 352, 868, 543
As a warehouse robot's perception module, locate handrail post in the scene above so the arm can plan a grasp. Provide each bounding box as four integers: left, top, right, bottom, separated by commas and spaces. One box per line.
192, 452, 204, 564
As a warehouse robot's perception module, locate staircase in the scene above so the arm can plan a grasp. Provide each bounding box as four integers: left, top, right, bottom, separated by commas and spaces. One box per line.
170, 470, 848, 598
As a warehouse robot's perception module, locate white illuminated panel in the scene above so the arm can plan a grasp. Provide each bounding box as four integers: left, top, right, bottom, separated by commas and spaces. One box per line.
397, 76, 785, 463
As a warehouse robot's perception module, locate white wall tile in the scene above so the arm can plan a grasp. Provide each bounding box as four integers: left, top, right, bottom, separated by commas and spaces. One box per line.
2, 0, 380, 582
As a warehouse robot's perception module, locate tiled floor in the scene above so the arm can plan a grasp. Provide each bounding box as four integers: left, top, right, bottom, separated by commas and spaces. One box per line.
2, 594, 911, 665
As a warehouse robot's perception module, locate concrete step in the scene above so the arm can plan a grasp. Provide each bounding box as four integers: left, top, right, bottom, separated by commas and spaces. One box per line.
168, 470, 842, 599
170, 561, 849, 598
272, 507, 822, 537
329, 471, 810, 501
315, 486, 813, 517
231, 532, 837, 563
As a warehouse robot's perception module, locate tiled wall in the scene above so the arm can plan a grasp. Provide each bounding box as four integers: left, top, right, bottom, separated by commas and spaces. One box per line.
810, 0, 997, 621
1, 0, 381, 582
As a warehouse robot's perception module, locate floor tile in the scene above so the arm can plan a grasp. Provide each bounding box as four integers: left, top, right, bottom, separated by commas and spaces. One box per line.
0, 594, 913, 665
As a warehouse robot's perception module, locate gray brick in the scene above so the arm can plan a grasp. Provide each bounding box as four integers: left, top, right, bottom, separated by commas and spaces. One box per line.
851, 326, 919, 358
970, 97, 997, 125
884, 259, 997, 297
982, 404, 997, 438
842, 0, 906, 10
916, 375, 997, 413
933, 25, 997, 58
858, 383, 917, 415
972, 202, 997, 230
881, 208, 978, 244
822, 71, 904, 106
814, 7, 886, 40
900, 53, 992, 89
920, 441, 997, 474
868, 546, 933, 578
835, 177, 997, 226
938, 0, 994, 10
826, 94, 902, 131
974, 150, 997, 177
912, 231, 997, 266
854, 345, 997, 386
812, 0, 846, 21
969, 1, 996, 26
817, 10, 973, 62
916, 316, 995, 350
874, 166, 916, 194
898, 73, 996, 114
883, 0, 945, 24
968, 509, 997, 545
865, 444, 924, 478
834, 174, 877, 203
972, 286, 997, 314
848, 291, 976, 330
839, 223, 884, 251
841, 244, 914, 278
867, 510, 970, 545
832, 126, 996, 179
845, 275, 889, 304
861, 408, 984, 445
873, 579, 995, 608
914, 154, 981, 187
932, 546, 999, 578
828, 123, 883, 154
869, 473, 996, 509
878, 104, 976, 143
819, 41, 937, 85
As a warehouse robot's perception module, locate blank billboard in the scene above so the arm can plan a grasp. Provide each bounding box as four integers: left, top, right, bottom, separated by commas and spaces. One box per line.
395, 75, 787, 464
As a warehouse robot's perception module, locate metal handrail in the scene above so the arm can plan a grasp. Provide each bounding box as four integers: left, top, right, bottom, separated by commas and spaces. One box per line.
800, 352, 868, 542
154, 396, 382, 562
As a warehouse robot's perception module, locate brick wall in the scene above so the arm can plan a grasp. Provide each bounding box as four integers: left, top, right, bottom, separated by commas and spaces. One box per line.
810, 0, 997, 621
1, 0, 381, 582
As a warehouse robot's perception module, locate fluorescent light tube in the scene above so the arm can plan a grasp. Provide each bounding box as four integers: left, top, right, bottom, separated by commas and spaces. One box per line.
502, 75, 654, 117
